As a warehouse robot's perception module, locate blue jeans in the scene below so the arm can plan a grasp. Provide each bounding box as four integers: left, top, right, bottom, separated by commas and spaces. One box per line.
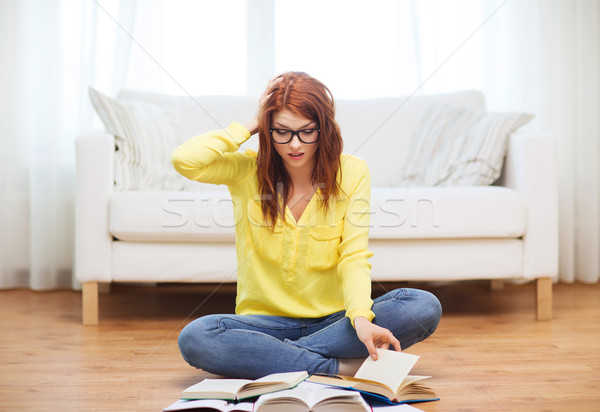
178, 288, 442, 379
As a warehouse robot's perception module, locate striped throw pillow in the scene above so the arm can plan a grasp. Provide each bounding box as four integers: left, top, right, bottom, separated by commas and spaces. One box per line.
400, 103, 533, 186
89, 87, 187, 191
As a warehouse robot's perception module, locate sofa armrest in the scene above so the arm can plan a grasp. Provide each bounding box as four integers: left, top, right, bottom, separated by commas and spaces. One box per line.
74, 132, 114, 283
497, 132, 559, 280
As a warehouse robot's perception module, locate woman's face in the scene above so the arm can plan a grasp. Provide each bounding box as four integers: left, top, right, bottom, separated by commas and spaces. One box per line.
270, 110, 319, 175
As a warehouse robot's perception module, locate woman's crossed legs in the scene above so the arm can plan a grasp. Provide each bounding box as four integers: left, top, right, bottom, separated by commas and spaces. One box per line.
178, 288, 442, 379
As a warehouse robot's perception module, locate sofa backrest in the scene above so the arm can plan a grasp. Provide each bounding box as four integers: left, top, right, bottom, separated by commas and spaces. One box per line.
335, 92, 485, 186
117, 89, 485, 188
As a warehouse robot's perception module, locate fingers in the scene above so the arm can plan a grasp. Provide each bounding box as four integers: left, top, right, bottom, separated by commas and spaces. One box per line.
269, 75, 284, 92
365, 338, 378, 361
265, 75, 284, 93
383, 331, 402, 352
269, 74, 284, 84
355, 318, 402, 360
392, 337, 402, 352
257, 76, 284, 112
258, 92, 274, 107
374, 331, 402, 353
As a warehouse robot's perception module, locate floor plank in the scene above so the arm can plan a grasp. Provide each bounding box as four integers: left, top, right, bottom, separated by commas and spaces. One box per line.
0, 281, 598, 411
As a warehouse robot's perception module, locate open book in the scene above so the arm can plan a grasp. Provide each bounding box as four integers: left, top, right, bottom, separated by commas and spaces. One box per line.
307, 349, 438, 404
163, 399, 254, 412
254, 381, 371, 412
180, 371, 308, 401
164, 384, 425, 412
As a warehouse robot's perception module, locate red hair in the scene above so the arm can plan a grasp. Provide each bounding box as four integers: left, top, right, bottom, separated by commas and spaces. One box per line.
256, 72, 344, 229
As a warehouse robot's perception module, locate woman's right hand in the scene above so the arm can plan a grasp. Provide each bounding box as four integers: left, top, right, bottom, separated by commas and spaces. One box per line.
244, 75, 284, 135
354, 316, 402, 360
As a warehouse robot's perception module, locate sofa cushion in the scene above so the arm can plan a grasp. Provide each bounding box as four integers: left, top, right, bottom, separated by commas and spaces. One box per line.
109, 191, 236, 242
335, 91, 485, 187
369, 186, 526, 239
89, 87, 186, 191
109, 186, 525, 242
399, 103, 533, 186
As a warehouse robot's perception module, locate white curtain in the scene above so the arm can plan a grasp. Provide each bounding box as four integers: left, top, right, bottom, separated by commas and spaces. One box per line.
537, 1, 600, 283
1, 0, 77, 289
1, 0, 598, 289
0, 0, 137, 289
0, 0, 245, 290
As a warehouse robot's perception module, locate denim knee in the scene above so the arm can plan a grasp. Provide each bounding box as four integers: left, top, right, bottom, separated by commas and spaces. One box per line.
415, 289, 442, 339
178, 315, 215, 369
377, 288, 442, 347
377, 288, 442, 332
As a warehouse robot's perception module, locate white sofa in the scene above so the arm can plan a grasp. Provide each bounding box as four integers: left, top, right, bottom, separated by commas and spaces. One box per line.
75, 90, 558, 325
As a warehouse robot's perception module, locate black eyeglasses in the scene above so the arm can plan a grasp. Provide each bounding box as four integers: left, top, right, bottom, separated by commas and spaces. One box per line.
269, 128, 320, 144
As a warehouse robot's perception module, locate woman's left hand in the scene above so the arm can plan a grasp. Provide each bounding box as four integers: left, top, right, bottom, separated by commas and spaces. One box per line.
354, 316, 402, 360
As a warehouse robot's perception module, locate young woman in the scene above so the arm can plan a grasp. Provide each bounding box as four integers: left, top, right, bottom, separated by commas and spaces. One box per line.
172, 72, 441, 379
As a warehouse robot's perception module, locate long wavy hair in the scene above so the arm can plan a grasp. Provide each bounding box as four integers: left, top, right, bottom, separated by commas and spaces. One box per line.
256, 72, 343, 229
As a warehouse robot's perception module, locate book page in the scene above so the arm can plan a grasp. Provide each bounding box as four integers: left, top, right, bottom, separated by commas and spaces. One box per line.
306, 375, 358, 389
164, 399, 254, 412
255, 381, 369, 412
245, 371, 307, 387
181, 379, 251, 399
399, 375, 431, 390
307, 373, 398, 399
239, 371, 308, 398
371, 404, 424, 412
254, 384, 310, 412
354, 349, 419, 393
302, 382, 369, 410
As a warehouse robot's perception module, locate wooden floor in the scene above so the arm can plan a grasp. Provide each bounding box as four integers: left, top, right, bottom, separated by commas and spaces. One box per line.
1, 280, 599, 412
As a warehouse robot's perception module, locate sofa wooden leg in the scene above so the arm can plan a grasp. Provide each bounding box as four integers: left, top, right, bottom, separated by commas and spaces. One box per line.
536, 277, 552, 321
82, 282, 99, 325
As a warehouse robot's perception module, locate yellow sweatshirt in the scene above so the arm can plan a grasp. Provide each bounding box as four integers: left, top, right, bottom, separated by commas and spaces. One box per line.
171, 122, 375, 325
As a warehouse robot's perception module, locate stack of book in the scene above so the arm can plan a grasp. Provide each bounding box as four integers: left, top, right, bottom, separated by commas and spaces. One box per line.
163, 350, 439, 412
